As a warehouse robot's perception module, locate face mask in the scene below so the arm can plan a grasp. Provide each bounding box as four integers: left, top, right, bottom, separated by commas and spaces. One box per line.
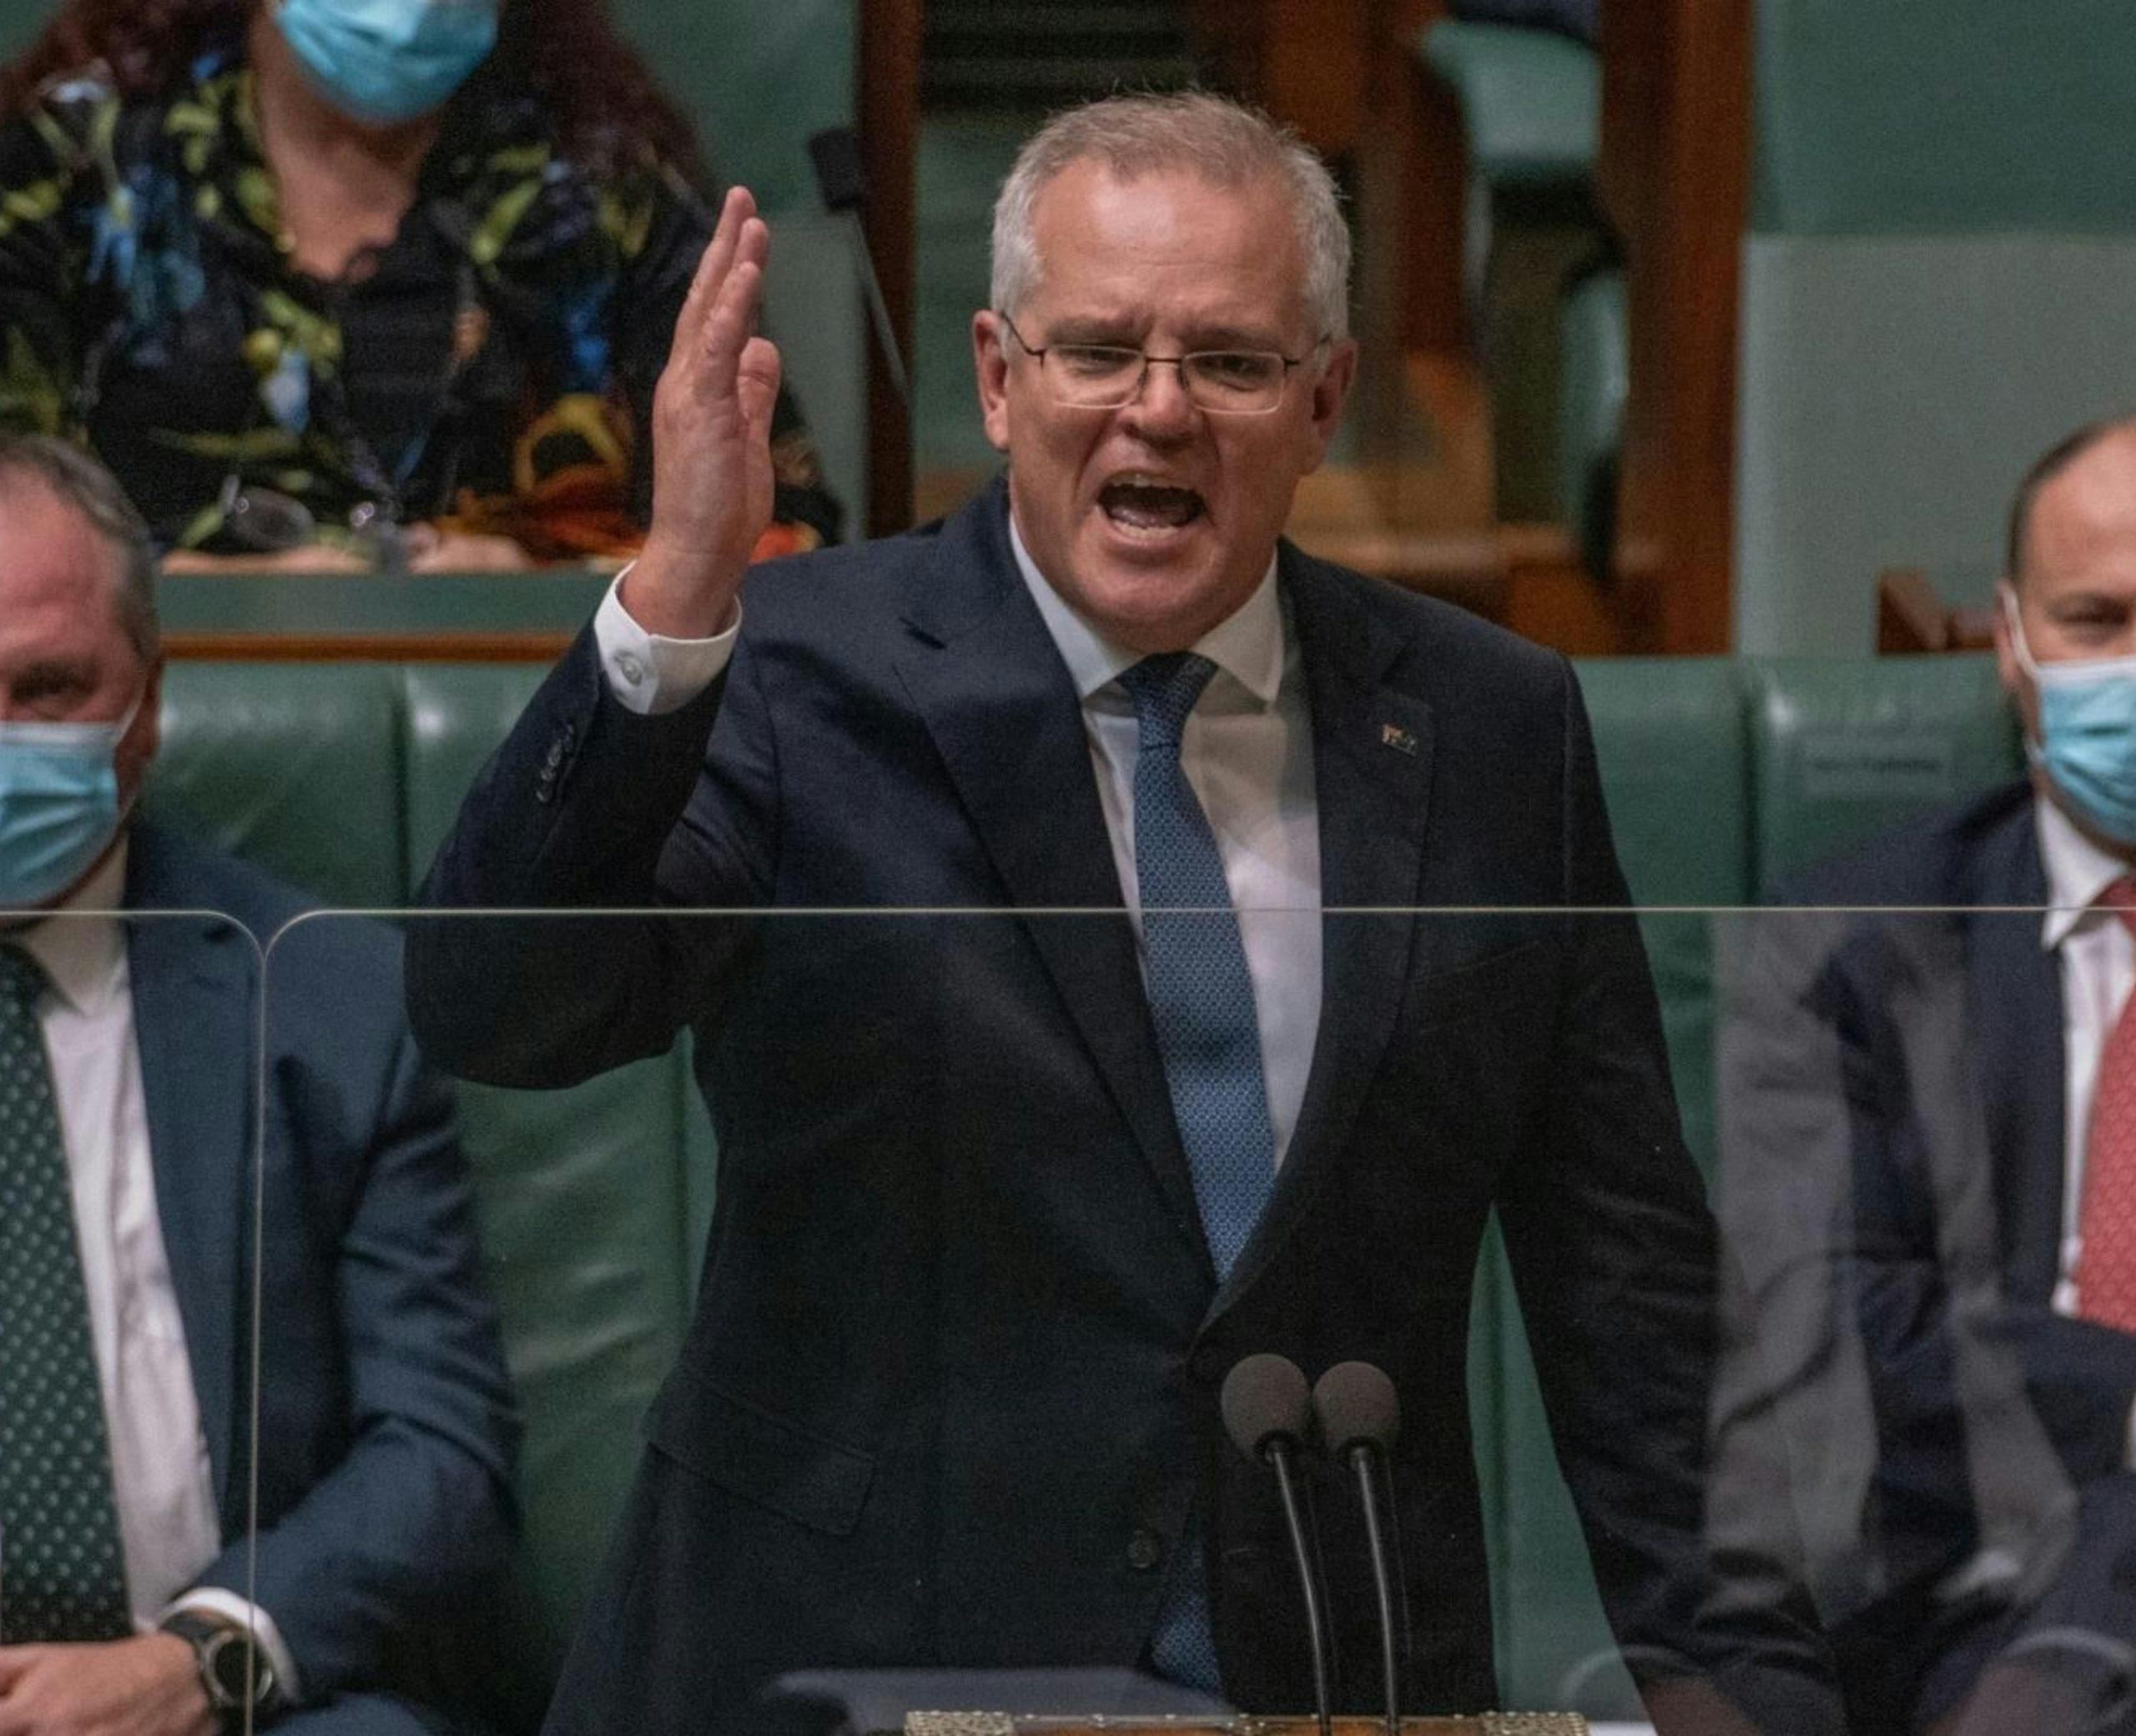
274, 0, 500, 128
2003, 586, 2136, 844
0, 690, 144, 909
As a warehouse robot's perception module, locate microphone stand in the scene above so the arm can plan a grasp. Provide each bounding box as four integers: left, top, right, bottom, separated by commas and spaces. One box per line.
1314, 1361, 1405, 1736
1220, 1353, 1334, 1736
1265, 1436, 1334, 1736
1346, 1444, 1399, 1736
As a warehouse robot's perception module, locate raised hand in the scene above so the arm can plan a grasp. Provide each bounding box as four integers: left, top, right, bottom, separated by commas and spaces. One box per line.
625, 184, 783, 638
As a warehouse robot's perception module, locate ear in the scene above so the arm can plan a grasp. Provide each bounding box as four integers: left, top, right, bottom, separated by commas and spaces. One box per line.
1994, 581, 2036, 734
973, 310, 1013, 454
1297, 337, 1358, 474
118, 654, 163, 805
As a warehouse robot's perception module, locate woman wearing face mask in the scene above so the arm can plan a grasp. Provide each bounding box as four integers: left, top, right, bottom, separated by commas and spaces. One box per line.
0, 0, 840, 568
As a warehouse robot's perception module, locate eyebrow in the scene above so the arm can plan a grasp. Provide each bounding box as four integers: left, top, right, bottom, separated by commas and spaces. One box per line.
11, 656, 100, 690
1040, 318, 1289, 351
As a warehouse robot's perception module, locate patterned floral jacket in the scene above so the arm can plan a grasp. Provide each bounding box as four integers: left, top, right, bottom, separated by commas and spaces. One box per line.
0, 37, 839, 560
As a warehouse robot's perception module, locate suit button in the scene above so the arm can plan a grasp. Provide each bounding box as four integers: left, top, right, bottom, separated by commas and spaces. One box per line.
1188, 1344, 1227, 1385
1126, 1529, 1164, 1573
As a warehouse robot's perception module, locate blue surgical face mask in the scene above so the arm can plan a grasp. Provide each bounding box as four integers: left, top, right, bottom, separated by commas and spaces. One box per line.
274, 0, 500, 128
0, 690, 144, 909
2003, 586, 2136, 844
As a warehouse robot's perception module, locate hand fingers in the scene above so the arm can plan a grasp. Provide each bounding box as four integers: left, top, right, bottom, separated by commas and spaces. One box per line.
737, 334, 783, 439
668, 184, 758, 372
695, 245, 768, 405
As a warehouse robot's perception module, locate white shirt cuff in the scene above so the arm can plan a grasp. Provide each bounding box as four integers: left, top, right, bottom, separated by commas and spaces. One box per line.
164, 1587, 304, 1708
594, 562, 741, 716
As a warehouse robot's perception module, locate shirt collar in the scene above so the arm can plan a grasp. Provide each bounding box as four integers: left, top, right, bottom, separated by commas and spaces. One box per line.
9, 838, 128, 1018
2038, 792, 2130, 949
1007, 505, 1286, 707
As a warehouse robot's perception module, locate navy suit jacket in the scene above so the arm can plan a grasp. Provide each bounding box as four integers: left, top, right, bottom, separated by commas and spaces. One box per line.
125, 822, 517, 1704
408, 484, 1841, 1733
1731, 786, 2136, 1711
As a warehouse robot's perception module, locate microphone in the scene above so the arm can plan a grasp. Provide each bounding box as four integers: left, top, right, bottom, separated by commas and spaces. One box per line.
1314, 1361, 1403, 1736
806, 127, 912, 409
1220, 1354, 1332, 1736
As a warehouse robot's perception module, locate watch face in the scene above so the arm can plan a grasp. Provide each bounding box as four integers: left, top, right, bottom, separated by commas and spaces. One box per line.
205, 1631, 268, 1706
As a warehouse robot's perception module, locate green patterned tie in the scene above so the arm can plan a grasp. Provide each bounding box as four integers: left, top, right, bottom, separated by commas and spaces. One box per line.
0, 943, 131, 1642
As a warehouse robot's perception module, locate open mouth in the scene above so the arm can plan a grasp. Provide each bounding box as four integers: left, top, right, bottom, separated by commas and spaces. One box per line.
1098, 477, 1206, 534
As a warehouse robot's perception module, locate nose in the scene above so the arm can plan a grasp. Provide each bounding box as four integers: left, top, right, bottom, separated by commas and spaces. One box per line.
1121, 357, 1196, 439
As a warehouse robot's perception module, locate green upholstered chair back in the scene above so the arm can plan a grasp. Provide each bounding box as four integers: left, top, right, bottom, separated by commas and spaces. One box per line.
149, 662, 407, 909
1735, 2, 2136, 654
1746, 655, 2021, 888
1422, 20, 1601, 194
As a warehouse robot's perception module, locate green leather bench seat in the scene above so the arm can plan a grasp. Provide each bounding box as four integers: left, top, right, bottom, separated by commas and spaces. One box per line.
148, 663, 406, 908
146, 650, 2020, 1722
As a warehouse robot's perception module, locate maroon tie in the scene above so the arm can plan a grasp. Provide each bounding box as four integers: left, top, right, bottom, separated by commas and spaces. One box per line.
2076, 878, 2136, 1331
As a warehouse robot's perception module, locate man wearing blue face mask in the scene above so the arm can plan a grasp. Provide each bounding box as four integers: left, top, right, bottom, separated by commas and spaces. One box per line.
0, 434, 516, 1734
1712, 417, 2136, 1736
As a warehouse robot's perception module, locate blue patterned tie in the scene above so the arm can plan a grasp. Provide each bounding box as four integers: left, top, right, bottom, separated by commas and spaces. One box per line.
1120, 653, 1277, 1694
0, 945, 132, 1641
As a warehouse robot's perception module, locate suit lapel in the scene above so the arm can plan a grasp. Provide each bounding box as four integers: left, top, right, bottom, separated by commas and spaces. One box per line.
894, 491, 1206, 1255
1965, 802, 2066, 1305
125, 836, 255, 1524
1214, 549, 1436, 1315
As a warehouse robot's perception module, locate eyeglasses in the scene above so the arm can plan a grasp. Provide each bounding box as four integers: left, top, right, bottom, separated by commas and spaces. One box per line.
215, 474, 411, 574
998, 314, 1324, 415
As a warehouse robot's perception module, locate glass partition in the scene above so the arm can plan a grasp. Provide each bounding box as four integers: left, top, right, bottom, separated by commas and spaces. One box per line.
229, 903, 2134, 1736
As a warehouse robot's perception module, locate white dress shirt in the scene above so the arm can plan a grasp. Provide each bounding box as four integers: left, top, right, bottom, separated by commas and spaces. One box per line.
12, 843, 299, 1695
592, 505, 1327, 1166
2038, 795, 2136, 1316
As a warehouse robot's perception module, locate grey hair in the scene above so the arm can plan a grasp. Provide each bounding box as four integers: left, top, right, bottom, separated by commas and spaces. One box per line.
990, 90, 1352, 341
0, 435, 158, 661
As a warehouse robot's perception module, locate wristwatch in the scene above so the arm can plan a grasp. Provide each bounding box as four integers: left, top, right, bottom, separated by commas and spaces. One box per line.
160, 1611, 278, 1724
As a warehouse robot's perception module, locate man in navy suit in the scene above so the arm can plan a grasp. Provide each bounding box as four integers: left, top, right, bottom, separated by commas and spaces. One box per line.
1715, 417, 2136, 1736
0, 434, 516, 1734
411, 93, 1839, 1736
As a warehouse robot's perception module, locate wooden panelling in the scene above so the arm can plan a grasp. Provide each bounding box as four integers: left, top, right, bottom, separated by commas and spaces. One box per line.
860, 0, 923, 533
1601, 0, 1751, 653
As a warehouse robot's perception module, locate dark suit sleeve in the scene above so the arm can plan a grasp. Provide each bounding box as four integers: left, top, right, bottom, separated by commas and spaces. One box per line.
192, 989, 518, 1697
406, 617, 768, 1087
1494, 662, 1845, 1733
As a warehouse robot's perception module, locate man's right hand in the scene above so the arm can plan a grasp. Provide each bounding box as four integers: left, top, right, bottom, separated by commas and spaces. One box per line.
624, 184, 783, 641
0, 1637, 214, 1736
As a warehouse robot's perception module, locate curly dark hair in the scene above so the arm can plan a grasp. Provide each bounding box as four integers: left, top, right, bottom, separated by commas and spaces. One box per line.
0, 0, 705, 180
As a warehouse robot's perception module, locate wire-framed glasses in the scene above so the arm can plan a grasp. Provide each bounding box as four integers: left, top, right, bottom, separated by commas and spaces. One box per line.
999, 314, 1324, 415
